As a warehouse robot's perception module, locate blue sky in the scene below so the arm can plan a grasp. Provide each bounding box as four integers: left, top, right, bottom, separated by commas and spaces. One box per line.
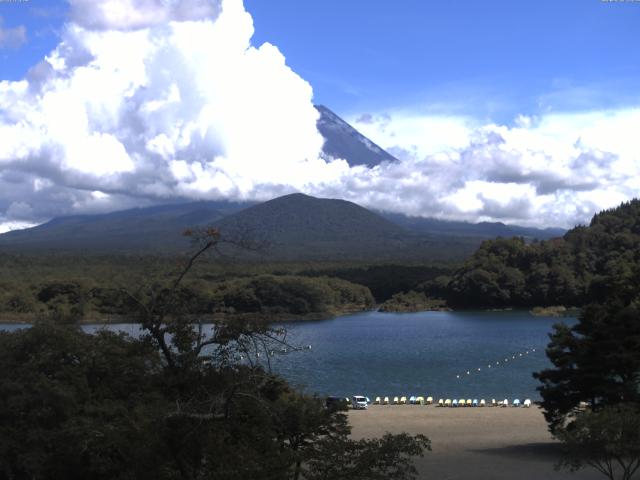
0, 0, 639, 230
246, 0, 640, 122
0, 2, 65, 79
3, 1, 639, 121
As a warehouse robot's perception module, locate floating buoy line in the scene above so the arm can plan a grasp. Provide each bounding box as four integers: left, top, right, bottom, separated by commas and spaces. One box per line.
238, 344, 312, 361
456, 348, 538, 380
268, 344, 312, 356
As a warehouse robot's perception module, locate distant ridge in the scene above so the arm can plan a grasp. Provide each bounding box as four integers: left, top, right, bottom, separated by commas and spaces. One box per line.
380, 211, 565, 241
214, 193, 411, 260
0, 200, 249, 253
0, 102, 566, 259
0, 193, 564, 261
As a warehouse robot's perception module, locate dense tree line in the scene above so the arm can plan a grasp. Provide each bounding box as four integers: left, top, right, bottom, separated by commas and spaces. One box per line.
213, 275, 374, 318
298, 264, 454, 302
3, 199, 638, 319
0, 274, 374, 323
0, 252, 460, 321
534, 287, 640, 480
531, 201, 640, 479
0, 231, 430, 480
445, 200, 640, 309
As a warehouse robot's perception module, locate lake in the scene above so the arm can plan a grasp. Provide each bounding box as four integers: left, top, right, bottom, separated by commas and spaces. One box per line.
0, 310, 573, 401
271, 310, 573, 401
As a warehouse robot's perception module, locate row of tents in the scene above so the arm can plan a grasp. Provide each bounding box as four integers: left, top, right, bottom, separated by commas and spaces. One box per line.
373, 396, 532, 407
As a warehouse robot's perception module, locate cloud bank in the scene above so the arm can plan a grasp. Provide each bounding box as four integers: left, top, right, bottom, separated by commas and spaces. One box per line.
0, 0, 349, 231
348, 108, 639, 227
0, 0, 638, 232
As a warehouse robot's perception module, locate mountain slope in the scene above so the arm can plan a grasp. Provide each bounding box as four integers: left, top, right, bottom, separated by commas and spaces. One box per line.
316, 105, 397, 167
214, 193, 416, 260
381, 212, 565, 240
0, 193, 566, 260
0, 201, 249, 252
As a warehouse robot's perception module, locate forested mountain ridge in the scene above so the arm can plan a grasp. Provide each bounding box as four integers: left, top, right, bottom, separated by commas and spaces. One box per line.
444, 199, 640, 308
0, 193, 564, 260
380, 211, 565, 240
214, 193, 417, 260
0, 201, 250, 252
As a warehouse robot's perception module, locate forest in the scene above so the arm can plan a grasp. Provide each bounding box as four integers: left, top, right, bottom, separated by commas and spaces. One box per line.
0, 254, 449, 323
0, 201, 639, 479
0, 231, 431, 480
0, 199, 638, 322
442, 200, 640, 309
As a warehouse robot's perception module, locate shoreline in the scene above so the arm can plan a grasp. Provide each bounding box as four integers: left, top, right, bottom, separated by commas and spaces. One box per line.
348, 405, 600, 480
0, 305, 578, 325
0, 306, 373, 325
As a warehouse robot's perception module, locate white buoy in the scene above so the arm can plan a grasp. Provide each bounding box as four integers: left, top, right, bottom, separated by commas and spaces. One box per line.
477, 368, 481, 371
466, 371, 470, 375
456, 375, 460, 379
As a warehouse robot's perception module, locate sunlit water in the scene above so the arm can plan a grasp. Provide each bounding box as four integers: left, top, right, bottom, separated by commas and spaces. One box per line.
1, 310, 573, 400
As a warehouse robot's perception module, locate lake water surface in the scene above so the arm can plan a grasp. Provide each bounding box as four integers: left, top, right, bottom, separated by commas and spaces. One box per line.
271, 310, 573, 400
1, 310, 573, 401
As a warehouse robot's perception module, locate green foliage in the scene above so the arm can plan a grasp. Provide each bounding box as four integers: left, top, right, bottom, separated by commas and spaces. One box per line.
0, 234, 431, 479
555, 404, 640, 480
303, 432, 431, 480
214, 275, 374, 318
534, 301, 640, 432
534, 200, 640, 440
0, 322, 430, 480
299, 264, 454, 302
532, 201, 640, 479
379, 291, 447, 313
1, 291, 35, 314
0, 258, 377, 323
0, 324, 167, 480
447, 199, 640, 308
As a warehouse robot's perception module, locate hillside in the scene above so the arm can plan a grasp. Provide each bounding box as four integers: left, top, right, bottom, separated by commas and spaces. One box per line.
0, 192, 566, 261
442, 199, 640, 308
0, 201, 249, 253
380, 212, 565, 240
0, 101, 565, 260
214, 193, 425, 260
0, 193, 431, 259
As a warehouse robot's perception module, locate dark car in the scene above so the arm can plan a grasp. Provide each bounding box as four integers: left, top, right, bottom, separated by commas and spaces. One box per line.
325, 396, 349, 410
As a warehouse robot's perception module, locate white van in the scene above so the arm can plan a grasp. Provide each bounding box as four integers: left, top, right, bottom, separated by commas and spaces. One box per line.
351, 395, 369, 409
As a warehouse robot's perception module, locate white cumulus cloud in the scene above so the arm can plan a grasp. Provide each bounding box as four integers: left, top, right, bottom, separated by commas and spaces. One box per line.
343, 108, 640, 227
0, 0, 638, 233
69, 0, 221, 30
0, 0, 349, 228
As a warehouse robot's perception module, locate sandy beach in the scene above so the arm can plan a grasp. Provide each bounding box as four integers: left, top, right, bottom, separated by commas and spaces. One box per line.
348, 405, 600, 480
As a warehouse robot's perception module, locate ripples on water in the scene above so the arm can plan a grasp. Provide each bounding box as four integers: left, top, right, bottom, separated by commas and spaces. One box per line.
270, 310, 574, 400
1, 310, 573, 400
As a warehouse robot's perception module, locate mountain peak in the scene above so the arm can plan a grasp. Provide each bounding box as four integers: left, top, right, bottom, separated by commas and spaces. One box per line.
315, 105, 397, 168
